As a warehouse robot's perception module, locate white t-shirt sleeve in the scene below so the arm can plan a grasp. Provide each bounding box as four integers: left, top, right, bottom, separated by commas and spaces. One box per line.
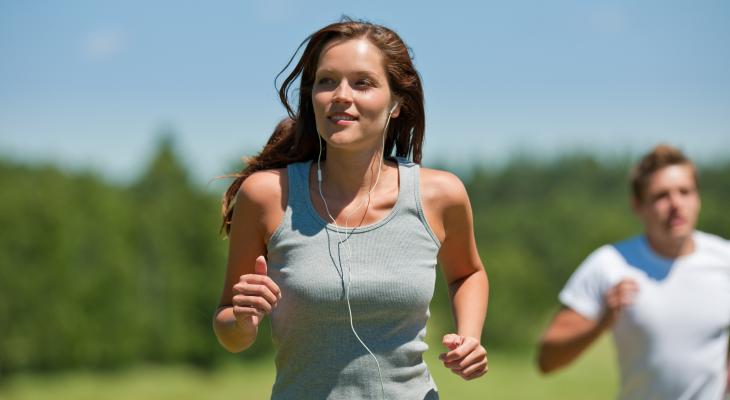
559, 246, 615, 321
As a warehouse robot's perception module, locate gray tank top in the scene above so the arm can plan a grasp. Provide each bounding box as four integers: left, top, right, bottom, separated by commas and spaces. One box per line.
266, 158, 441, 400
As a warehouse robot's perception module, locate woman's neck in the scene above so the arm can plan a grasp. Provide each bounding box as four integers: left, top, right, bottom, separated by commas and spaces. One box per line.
319, 147, 387, 199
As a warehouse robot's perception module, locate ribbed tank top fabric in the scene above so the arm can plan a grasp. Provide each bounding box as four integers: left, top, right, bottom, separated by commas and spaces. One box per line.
265, 157, 441, 400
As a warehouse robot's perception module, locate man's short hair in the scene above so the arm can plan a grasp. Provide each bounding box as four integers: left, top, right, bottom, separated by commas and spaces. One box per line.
630, 144, 698, 201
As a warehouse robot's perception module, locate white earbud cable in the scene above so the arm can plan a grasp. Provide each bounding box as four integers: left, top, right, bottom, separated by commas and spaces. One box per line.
316, 108, 394, 400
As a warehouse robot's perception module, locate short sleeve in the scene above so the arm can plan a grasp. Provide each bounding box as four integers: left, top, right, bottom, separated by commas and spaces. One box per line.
558, 246, 615, 321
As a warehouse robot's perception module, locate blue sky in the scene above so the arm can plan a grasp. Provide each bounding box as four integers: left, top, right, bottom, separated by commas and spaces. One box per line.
1, 0, 729, 183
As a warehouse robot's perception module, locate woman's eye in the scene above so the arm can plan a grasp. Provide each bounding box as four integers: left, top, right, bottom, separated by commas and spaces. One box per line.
316, 77, 335, 86
355, 79, 374, 88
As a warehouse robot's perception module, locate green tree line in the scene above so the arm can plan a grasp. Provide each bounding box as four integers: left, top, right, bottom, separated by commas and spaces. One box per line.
1, 139, 728, 375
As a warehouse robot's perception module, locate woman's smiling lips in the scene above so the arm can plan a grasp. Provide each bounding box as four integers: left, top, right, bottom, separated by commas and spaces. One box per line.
328, 112, 358, 125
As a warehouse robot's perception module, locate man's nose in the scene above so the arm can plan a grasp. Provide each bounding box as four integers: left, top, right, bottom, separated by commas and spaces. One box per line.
667, 191, 683, 209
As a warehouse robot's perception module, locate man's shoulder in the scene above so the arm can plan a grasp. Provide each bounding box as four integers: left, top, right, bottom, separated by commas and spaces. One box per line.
694, 230, 730, 260
572, 236, 648, 281
558, 242, 629, 320
578, 242, 627, 273
588, 236, 644, 264
695, 230, 730, 247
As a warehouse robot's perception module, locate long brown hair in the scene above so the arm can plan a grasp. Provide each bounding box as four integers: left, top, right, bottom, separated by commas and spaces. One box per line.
220, 17, 426, 234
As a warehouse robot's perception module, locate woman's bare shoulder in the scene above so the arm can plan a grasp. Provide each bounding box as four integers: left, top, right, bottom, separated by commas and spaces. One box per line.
418, 167, 471, 243
237, 168, 288, 212
419, 167, 469, 208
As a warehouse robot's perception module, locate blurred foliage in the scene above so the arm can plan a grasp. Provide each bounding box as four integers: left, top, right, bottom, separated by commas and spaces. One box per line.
0, 139, 728, 375
0, 136, 229, 375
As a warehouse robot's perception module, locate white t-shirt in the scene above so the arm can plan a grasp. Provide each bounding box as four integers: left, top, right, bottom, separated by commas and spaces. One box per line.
559, 231, 730, 400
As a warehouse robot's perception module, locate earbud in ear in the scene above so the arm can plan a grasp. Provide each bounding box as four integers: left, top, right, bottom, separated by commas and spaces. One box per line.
390, 101, 399, 115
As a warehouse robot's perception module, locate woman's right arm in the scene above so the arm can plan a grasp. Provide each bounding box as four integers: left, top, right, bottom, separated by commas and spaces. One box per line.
213, 170, 285, 353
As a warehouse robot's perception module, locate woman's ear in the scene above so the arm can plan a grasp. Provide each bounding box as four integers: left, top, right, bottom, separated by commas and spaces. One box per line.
390, 98, 402, 118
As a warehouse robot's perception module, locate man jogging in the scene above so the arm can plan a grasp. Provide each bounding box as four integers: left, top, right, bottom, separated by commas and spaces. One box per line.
537, 144, 730, 399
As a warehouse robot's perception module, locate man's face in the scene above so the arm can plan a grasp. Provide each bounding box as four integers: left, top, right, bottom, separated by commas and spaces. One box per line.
633, 164, 701, 243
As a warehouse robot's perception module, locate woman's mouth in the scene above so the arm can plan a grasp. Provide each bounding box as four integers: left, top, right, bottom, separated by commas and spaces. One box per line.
328, 113, 357, 125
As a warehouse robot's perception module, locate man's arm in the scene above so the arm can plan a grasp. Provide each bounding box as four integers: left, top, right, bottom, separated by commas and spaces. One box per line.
537, 279, 638, 374
537, 307, 611, 373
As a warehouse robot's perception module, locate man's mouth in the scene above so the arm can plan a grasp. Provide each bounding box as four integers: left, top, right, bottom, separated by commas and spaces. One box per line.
668, 216, 686, 228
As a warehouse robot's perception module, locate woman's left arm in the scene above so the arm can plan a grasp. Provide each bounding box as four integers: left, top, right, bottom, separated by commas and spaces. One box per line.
421, 169, 489, 380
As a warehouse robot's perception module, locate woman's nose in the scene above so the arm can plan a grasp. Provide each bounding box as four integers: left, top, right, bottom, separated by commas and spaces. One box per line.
332, 81, 353, 103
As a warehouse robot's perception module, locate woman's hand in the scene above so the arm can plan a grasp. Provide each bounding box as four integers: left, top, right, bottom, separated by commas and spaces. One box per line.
439, 333, 488, 380
232, 255, 281, 330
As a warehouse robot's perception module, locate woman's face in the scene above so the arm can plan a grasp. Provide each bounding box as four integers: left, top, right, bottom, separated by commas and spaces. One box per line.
312, 38, 399, 152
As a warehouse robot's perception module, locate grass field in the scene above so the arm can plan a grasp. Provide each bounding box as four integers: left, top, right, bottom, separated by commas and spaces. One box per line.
0, 337, 617, 400
426, 337, 617, 399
